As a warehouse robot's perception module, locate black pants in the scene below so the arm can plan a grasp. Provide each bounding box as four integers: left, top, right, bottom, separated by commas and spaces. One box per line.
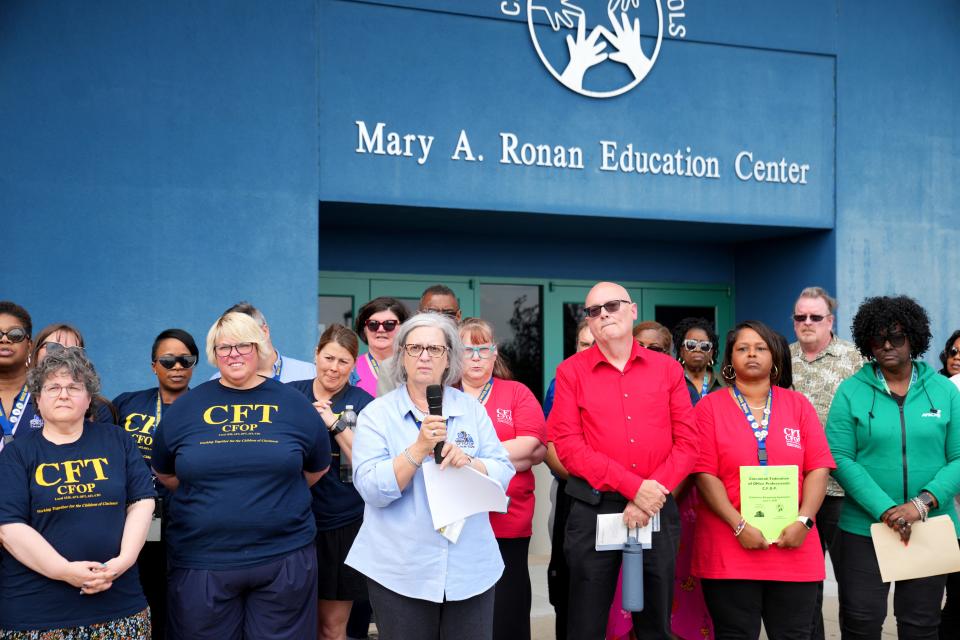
940, 553, 960, 640
564, 493, 680, 640
493, 537, 531, 640
838, 531, 946, 640
137, 540, 166, 640
366, 578, 494, 640
810, 495, 844, 640
547, 478, 572, 640
345, 599, 372, 638
702, 579, 818, 640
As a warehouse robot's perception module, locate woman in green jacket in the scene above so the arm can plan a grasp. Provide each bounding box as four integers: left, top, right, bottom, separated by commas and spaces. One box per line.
827, 295, 960, 640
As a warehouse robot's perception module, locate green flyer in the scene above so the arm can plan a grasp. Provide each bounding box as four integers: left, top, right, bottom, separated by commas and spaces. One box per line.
739, 465, 799, 541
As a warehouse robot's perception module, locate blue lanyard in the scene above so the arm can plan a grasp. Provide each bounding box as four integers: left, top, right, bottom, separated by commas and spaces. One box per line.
272, 353, 283, 381
700, 373, 710, 398
368, 353, 380, 379
732, 386, 772, 466
0, 385, 31, 437
875, 362, 917, 396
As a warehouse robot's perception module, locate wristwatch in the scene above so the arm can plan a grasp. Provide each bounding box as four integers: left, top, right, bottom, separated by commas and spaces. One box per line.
797, 516, 814, 530
330, 419, 347, 434
919, 491, 937, 509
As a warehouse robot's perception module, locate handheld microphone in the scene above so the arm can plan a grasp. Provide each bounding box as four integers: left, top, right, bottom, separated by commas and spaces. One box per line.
426, 384, 445, 464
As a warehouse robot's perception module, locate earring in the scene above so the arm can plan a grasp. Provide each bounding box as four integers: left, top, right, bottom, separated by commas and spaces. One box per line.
772, 364, 780, 381
721, 365, 736, 381
678, 357, 685, 367
708, 358, 715, 367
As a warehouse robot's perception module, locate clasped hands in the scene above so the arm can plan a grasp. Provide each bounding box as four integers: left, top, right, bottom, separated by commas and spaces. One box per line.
61, 555, 133, 595
622, 479, 668, 529
881, 502, 922, 544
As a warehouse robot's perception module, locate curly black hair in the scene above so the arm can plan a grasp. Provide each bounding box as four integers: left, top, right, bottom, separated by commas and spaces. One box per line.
850, 295, 931, 360
939, 329, 960, 376
671, 317, 719, 363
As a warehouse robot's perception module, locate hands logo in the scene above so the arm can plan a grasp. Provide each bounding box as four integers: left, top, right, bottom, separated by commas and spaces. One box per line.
528, 0, 662, 98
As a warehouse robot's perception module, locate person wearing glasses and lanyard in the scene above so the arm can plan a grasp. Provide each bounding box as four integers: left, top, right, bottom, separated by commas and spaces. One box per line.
549, 282, 698, 640
693, 320, 833, 640
458, 318, 546, 640
0, 302, 34, 453
346, 313, 514, 640
351, 297, 410, 398
826, 296, 960, 640
111, 328, 199, 640
151, 312, 331, 640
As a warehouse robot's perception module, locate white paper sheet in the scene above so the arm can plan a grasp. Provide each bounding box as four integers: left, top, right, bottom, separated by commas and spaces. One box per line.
595, 513, 655, 551
422, 461, 509, 531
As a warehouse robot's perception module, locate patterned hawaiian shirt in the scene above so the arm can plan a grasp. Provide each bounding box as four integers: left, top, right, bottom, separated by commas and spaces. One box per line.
790, 335, 865, 496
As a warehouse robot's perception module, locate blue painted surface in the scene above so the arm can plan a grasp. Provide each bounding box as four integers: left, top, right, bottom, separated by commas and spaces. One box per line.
1, 1, 320, 396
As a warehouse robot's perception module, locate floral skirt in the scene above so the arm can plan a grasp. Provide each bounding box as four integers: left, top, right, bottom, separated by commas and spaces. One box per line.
0, 608, 150, 640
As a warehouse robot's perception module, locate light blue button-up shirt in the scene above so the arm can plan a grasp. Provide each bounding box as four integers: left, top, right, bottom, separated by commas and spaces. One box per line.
345, 384, 515, 602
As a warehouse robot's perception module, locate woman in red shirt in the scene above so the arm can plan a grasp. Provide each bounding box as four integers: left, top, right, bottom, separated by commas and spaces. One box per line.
693, 320, 834, 640
459, 318, 547, 640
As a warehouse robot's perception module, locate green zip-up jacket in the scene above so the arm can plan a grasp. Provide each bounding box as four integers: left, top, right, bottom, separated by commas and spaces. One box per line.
825, 360, 960, 537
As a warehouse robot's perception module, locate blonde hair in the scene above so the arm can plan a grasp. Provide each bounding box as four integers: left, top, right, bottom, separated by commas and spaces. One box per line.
205, 312, 270, 366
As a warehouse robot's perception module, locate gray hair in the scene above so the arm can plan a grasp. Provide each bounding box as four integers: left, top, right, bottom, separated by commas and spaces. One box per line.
26, 347, 101, 398
388, 313, 464, 388
797, 286, 838, 314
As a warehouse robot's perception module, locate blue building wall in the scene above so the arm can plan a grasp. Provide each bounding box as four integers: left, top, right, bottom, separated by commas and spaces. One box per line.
1, 1, 320, 393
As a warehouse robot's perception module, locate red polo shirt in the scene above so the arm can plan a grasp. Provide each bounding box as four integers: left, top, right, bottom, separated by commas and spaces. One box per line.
547, 341, 698, 500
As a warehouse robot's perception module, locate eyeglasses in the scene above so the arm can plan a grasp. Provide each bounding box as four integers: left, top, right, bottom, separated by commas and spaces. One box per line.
949, 347, 960, 358
155, 355, 198, 369
870, 333, 907, 349
793, 314, 827, 323
402, 344, 448, 358
215, 342, 255, 357
638, 343, 665, 353
42, 383, 86, 397
0, 328, 28, 343
41, 343, 85, 356
366, 319, 399, 332
585, 299, 631, 318
682, 339, 713, 352
423, 308, 459, 318
463, 345, 496, 359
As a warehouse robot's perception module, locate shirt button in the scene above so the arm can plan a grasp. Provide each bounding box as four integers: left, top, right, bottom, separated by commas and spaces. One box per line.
630, 438, 635, 443
627, 416, 632, 420
624, 393, 629, 398
632, 464, 637, 468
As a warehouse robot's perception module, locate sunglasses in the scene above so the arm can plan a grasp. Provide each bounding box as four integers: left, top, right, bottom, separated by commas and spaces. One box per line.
0, 328, 28, 343
585, 299, 631, 318
155, 355, 198, 369
793, 314, 827, 323
366, 319, 399, 332
870, 333, 907, 349
949, 347, 960, 358
682, 339, 713, 352
638, 343, 665, 353
41, 342, 85, 355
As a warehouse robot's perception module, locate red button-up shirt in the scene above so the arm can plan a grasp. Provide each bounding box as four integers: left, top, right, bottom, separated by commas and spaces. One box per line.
548, 341, 698, 500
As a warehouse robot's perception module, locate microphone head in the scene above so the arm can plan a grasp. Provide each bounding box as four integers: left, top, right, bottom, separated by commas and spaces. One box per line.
426, 385, 444, 414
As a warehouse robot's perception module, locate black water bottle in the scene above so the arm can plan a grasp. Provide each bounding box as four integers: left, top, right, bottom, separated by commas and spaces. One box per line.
338, 405, 357, 483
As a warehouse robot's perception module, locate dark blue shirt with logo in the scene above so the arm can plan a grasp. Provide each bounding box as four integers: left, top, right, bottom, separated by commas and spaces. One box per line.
151, 378, 331, 570
0, 422, 156, 630
287, 380, 373, 531
113, 387, 172, 504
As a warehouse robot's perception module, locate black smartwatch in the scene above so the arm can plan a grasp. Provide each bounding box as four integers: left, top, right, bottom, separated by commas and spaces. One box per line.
919, 491, 937, 509
797, 516, 814, 530
330, 419, 347, 434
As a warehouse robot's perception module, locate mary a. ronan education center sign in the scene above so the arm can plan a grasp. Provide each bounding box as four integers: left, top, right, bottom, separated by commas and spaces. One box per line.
354, 120, 812, 186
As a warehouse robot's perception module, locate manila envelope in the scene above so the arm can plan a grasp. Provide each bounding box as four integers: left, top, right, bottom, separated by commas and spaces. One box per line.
870, 515, 960, 583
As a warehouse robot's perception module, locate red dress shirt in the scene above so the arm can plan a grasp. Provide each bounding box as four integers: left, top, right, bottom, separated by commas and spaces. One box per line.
547, 341, 698, 500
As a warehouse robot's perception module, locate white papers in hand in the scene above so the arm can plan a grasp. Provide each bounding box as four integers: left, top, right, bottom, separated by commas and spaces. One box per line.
422, 461, 509, 531
595, 513, 654, 551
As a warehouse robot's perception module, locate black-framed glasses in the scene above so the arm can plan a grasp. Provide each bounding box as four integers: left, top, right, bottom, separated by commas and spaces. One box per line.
639, 343, 665, 353
949, 347, 960, 358
423, 308, 459, 318
215, 342, 255, 357
366, 319, 399, 332
41, 343, 85, 356
402, 344, 448, 358
682, 339, 713, 352
0, 328, 28, 343
42, 382, 86, 397
463, 345, 496, 359
585, 299, 631, 318
155, 355, 198, 369
870, 333, 907, 349
793, 314, 827, 323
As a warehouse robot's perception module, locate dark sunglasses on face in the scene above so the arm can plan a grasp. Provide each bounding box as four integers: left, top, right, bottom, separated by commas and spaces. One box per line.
585, 299, 631, 318
683, 339, 713, 352
0, 328, 28, 343
155, 355, 198, 369
366, 319, 399, 332
870, 333, 907, 349
948, 347, 960, 358
793, 314, 827, 323
638, 342, 665, 353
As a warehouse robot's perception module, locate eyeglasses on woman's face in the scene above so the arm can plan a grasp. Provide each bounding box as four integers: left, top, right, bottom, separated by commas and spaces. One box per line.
0, 328, 28, 343
366, 319, 399, 333
42, 382, 86, 397
154, 355, 198, 369
869, 333, 906, 349
215, 342, 255, 358
463, 345, 496, 360
402, 344, 448, 358
682, 339, 713, 353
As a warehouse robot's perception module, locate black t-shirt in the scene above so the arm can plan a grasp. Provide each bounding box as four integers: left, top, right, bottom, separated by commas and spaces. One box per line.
0, 423, 156, 630
286, 380, 373, 530
152, 378, 331, 569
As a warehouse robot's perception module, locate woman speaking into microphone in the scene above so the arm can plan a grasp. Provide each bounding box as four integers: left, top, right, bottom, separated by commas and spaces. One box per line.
346, 313, 514, 640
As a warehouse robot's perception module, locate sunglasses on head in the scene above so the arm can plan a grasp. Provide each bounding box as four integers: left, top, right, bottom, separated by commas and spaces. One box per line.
585, 299, 631, 318
682, 339, 712, 352
0, 328, 28, 343
366, 319, 399, 332
155, 355, 198, 369
41, 342, 84, 355
793, 314, 827, 323
870, 333, 907, 349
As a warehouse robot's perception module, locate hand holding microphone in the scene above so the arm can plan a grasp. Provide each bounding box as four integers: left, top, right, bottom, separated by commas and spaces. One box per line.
427, 384, 445, 464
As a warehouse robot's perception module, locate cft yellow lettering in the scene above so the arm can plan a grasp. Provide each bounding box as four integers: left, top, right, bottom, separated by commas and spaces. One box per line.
203, 405, 229, 425
35, 463, 61, 487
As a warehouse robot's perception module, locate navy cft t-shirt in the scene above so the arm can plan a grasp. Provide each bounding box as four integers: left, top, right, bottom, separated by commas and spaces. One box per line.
113, 387, 173, 503
286, 379, 373, 531
0, 422, 156, 630
151, 378, 331, 570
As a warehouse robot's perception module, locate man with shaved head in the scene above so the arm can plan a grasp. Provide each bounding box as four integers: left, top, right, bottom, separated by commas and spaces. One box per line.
548, 282, 698, 639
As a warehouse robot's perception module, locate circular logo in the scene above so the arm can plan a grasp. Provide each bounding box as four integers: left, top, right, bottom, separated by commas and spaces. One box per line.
527, 0, 663, 99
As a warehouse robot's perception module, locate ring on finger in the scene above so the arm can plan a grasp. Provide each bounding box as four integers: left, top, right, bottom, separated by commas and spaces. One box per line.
430, 429, 435, 437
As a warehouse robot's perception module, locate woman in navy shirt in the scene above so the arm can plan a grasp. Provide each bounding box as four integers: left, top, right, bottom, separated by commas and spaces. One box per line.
0, 347, 156, 638
288, 323, 373, 640
152, 311, 331, 640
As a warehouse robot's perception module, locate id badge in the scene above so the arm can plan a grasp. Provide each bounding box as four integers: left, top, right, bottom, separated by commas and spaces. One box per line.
2, 435, 12, 445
